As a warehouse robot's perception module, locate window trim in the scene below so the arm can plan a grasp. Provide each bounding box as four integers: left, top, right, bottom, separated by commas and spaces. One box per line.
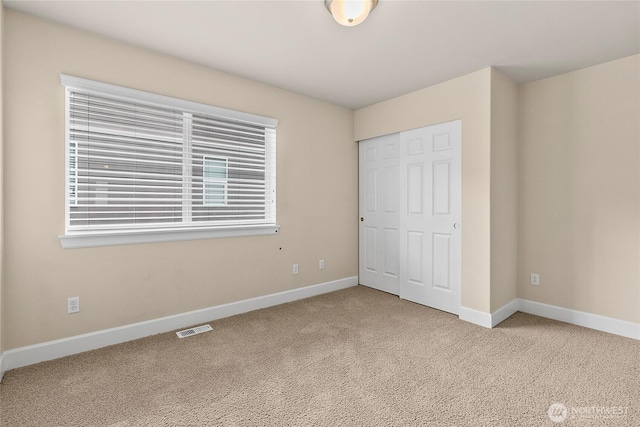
59, 74, 279, 249
60, 75, 278, 128
59, 224, 280, 249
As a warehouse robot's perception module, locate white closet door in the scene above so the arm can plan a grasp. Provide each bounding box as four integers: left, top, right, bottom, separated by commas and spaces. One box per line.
358, 133, 401, 295
398, 120, 461, 315
359, 120, 461, 314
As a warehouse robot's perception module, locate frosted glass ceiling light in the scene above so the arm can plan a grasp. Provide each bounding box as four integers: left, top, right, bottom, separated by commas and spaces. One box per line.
325, 0, 378, 27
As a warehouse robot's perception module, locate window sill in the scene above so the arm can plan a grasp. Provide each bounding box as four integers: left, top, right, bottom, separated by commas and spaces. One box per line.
59, 224, 281, 249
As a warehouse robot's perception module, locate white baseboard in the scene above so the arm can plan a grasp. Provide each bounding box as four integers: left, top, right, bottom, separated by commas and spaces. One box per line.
1, 276, 358, 373
458, 306, 492, 328
518, 298, 640, 341
461, 298, 640, 341
0, 353, 4, 383
490, 299, 520, 327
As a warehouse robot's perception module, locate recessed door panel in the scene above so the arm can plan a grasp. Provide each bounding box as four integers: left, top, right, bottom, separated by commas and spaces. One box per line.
384, 143, 398, 159
383, 166, 398, 213
433, 160, 451, 215
407, 231, 423, 284
365, 169, 377, 213
433, 132, 451, 151
432, 233, 451, 290
407, 137, 424, 155
365, 146, 377, 161
383, 228, 399, 278
407, 164, 423, 214
364, 227, 377, 273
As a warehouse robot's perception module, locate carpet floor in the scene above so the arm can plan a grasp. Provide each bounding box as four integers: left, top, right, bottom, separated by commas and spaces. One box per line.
1, 285, 638, 426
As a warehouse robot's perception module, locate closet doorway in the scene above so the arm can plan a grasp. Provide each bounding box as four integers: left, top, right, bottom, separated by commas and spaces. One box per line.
358, 120, 461, 315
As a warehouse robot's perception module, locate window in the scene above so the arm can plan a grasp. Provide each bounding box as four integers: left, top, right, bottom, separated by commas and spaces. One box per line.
59, 75, 278, 249
203, 156, 228, 206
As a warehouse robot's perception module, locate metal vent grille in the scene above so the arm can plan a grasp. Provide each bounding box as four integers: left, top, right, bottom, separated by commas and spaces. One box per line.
176, 324, 213, 338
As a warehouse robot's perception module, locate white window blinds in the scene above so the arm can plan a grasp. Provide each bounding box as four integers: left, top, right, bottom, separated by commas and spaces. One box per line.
62, 75, 277, 238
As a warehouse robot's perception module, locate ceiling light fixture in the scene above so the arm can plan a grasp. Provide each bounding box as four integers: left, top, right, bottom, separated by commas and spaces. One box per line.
325, 0, 378, 27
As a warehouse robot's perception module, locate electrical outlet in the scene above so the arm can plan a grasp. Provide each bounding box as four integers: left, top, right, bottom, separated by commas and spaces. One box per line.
292, 263, 299, 275
530, 273, 540, 286
319, 259, 325, 270
67, 297, 80, 314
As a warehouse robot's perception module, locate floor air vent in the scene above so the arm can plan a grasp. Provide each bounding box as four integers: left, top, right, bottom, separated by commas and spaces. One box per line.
176, 324, 213, 338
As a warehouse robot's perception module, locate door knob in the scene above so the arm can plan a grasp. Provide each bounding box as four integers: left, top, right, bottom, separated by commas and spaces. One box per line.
453, 223, 460, 229
360, 217, 364, 222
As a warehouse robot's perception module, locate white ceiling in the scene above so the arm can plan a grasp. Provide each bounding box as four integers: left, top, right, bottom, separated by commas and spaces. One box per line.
4, 0, 639, 109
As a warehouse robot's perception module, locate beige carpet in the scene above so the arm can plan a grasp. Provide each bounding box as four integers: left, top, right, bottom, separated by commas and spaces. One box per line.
1, 286, 638, 426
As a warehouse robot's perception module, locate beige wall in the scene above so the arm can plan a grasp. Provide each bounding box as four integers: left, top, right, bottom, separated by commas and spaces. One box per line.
518, 55, 640, 323
489, 68, 518, 311
355, 68, 493, 313
3, 10, 357, 350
